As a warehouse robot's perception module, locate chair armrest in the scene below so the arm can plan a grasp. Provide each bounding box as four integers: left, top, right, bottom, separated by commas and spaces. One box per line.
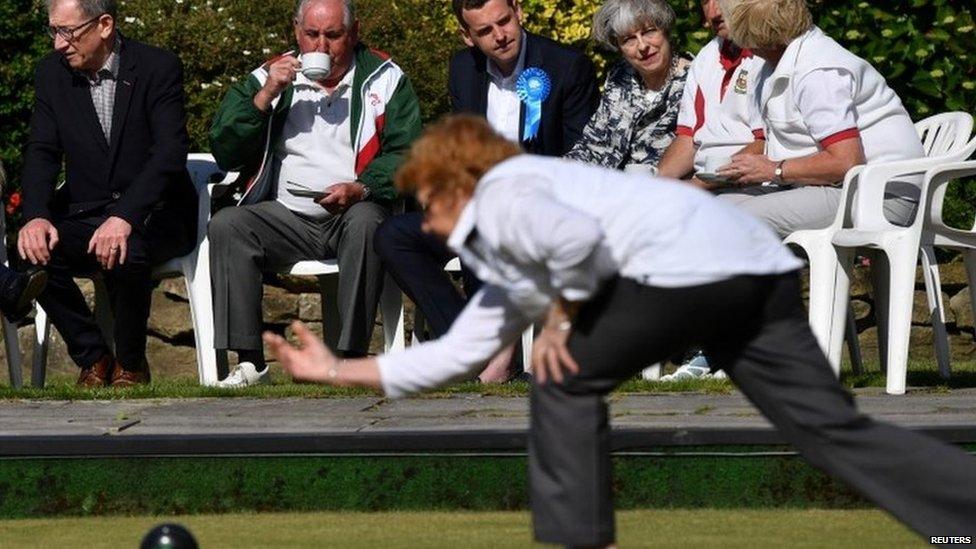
844, 155, 959, 232
829, 165, 865, 230
925, 160, 976, 233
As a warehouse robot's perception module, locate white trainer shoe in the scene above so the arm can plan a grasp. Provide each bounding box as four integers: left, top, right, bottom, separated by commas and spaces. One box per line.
216, 361, 270, 388
660, 352, 713, 382
640, 363, 662, 380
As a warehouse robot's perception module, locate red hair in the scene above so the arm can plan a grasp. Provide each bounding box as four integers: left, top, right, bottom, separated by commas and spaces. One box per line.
395, 114, 522, 198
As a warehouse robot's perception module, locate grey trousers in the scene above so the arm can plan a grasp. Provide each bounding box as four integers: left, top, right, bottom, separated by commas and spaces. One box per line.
531, 274, 976, 546
209, 200, 388, 354
716, 184, 918, 238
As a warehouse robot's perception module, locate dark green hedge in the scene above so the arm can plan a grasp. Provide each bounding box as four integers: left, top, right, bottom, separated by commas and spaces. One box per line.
0, 452, 876, 517
2, 0, 974, 229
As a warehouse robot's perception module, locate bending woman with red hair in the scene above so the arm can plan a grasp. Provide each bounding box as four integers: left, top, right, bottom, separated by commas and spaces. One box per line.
267, 115, 975, 547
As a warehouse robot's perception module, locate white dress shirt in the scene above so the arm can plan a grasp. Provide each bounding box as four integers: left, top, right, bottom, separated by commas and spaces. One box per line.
377, 155, 802, 398
485, 32, 527, 143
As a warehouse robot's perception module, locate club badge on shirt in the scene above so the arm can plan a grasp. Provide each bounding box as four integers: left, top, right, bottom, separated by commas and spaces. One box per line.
734, 70, 749, 95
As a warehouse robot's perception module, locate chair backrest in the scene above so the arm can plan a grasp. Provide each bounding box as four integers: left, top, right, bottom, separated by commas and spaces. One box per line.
835, 112, 976, 233
925, 160, 976, 235
186, 153, 234, 247
915, 112, 974, 160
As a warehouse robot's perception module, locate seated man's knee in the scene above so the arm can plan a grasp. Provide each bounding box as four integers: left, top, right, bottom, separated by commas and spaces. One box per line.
374, 213, 411, 257
208, 206, 249, 242
344, 202, 389, 238
375, 211, 427, 254
107, 257, 152, 281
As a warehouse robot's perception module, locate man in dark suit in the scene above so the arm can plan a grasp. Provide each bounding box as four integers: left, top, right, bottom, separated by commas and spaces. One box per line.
18, 0, 196, 387
374, 0, 598, 382
447, 0, 599, 156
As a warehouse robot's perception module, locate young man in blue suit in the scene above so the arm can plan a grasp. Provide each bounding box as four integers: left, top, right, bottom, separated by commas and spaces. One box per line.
374, 0, 599, 382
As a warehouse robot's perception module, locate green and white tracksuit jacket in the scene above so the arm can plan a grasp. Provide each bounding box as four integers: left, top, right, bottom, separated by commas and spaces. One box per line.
209, 43, 422, 206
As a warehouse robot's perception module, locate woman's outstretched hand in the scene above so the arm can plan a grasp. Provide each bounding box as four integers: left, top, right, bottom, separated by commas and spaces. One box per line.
264, 321, 339, 384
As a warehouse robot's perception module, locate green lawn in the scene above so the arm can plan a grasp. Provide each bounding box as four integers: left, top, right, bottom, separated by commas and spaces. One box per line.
0, 509, 922, 548
2, 359, 974, 400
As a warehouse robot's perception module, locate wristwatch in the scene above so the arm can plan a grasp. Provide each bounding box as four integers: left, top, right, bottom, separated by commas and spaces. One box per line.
359, 183, 372, 201
772, 160, 786, 185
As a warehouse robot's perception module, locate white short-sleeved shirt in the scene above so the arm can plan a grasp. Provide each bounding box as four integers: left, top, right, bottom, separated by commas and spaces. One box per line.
792, 68, 860, 148
758, 26, 922, 166
676, 37, 766, 172
377, 155, 803, 398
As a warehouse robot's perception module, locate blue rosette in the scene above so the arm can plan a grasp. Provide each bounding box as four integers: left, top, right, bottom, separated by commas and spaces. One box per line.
516, 67, 552, 142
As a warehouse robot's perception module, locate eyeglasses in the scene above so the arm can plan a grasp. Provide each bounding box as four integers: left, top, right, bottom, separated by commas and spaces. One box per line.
617, 27, 665, 52
47, 14, 103, 43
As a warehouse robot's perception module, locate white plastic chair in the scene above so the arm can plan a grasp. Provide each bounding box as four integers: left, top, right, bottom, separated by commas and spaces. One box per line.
785, 112, 975, 381
32, 153, 230, 386
277, 261, 405, 354
918, 160, 976, 378
783, 165, 865, 376
828, 130, 976, 395
1, 210, 24, 388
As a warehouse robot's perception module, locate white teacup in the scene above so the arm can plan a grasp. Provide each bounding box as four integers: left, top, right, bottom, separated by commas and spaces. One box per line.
701, 155, 732, 174
300, 52, 331, 81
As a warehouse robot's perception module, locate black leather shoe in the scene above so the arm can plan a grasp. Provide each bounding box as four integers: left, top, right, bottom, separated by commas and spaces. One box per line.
0, 267, 47, 323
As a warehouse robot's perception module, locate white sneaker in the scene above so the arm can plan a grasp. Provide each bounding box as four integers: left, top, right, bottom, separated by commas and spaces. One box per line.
660, 352, 712, 382
640, 363, 662, 380
216, 362, 270, 388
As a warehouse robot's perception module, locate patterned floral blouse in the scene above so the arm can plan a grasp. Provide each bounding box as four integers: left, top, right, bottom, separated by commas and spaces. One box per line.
566, 55, 691, 171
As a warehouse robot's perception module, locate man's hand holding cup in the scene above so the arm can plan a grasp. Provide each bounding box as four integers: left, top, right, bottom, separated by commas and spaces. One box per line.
252, 52, 332, 113
253, 54, 301, 112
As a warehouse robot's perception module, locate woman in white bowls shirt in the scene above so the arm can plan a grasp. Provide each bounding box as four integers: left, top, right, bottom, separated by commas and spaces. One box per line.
711, 0, 924, 238
266, 116, 976, 547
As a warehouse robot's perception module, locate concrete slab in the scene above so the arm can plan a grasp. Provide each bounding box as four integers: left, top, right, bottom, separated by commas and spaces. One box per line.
1, 388, 975, 456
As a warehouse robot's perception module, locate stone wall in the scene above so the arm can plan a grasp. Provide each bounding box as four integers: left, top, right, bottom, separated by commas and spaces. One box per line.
821, 262, 975, 362
2, 264, 974, 382
1, 274, 401, 381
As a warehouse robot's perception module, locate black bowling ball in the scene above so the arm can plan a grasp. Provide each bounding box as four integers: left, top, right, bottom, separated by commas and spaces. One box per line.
140, 523, 199, 549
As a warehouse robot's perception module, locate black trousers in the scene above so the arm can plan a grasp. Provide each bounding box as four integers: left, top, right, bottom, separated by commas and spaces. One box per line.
0, 264, 18, 292
374, 211, 481, 338
531, 273, 976, 545
36, 210, 192, 370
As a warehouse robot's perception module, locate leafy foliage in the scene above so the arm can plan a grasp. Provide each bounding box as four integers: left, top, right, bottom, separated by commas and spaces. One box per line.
1, 0, 973, 230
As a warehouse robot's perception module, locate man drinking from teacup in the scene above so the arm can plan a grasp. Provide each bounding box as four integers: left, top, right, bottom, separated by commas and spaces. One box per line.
208, 0, 422, 387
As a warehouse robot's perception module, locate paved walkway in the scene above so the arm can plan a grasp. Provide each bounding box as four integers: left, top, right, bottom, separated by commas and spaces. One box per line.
2, 388, 975, 456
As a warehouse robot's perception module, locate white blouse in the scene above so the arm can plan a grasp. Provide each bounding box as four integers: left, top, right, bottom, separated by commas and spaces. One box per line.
377, 155, 803, 398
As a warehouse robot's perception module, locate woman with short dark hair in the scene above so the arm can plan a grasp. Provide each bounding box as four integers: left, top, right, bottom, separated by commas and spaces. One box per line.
566, 0, 691, 172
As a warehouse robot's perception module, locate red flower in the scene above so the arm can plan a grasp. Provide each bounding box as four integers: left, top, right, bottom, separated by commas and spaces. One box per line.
8, 192, 21, 208
5, 205, 14, 215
